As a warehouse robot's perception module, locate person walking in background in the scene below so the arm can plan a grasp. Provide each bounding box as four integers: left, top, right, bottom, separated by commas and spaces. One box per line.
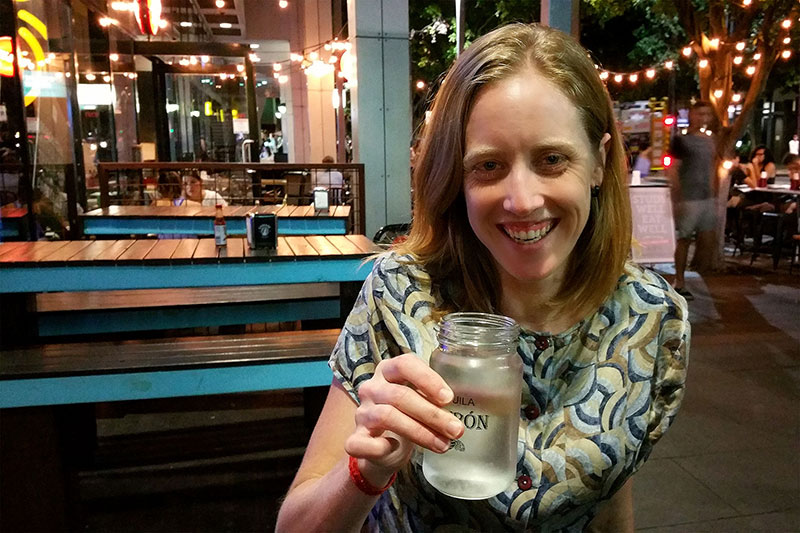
277, 23, 689, 532
667, 101, 717, 301
632, 142, 653, 178
789, 134, 799, 156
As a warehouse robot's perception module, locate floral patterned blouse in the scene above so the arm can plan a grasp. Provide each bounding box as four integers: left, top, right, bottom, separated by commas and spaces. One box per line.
330, 252, 690, 532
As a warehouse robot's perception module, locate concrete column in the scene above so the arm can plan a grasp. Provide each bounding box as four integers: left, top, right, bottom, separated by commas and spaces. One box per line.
540, 0, 580, 38
304, 0, 337, 163
348, 0, 412, 238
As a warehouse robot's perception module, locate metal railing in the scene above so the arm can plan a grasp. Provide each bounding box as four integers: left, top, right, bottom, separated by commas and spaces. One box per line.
96, 162, 366, 234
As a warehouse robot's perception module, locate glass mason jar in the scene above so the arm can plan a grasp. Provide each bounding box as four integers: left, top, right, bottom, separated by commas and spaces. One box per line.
422, 312, 522, 500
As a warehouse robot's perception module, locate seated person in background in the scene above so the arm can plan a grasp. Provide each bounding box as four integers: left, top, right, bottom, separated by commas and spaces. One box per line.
632, 142, 652, 178
154, 171, 183, 206
726, 155, 749, 208
780, 153, 799, 215
316, 155, 344, 188
176, 172, 227, 207
316, 155, 345, 203
744, 145, 776, 188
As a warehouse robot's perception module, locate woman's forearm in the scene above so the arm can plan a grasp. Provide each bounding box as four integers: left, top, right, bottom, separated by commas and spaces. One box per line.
276, 457, 382, 533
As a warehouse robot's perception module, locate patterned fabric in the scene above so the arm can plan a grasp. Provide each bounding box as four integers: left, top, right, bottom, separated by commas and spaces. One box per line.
330, 252, 690, 532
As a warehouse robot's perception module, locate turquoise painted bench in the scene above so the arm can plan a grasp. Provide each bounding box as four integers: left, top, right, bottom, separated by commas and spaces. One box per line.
0, 329, 339, 408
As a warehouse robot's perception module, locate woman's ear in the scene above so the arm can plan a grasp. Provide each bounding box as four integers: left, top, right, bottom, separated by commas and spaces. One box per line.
593, 133, 612, 185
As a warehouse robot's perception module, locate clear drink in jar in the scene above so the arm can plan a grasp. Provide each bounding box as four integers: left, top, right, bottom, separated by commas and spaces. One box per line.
421, 312, 522, 500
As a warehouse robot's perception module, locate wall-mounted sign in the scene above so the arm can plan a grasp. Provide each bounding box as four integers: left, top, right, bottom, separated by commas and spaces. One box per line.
0, 36, 13, 78
13, 5, 50, 105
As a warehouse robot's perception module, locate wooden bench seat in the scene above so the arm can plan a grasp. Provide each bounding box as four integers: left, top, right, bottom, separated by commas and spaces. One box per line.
34, 283, 344, 337
0, 329, 340, 408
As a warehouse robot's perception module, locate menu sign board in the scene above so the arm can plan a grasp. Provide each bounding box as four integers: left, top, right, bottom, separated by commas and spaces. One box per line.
629, 186, 675, 264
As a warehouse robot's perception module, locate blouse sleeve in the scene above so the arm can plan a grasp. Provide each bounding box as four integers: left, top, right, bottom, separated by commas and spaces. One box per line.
633, 282, 691, 469
329, 252, 439, 404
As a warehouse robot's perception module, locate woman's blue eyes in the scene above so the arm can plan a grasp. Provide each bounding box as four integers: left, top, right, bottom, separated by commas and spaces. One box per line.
544, 154, 565, 166
470, 153, 568, 176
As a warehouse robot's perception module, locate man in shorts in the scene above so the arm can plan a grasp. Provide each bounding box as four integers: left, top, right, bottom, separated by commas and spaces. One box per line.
667, 101, 717, 300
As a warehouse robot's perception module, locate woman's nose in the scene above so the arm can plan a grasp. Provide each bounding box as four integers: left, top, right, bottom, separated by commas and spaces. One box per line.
502, 167, 544, 215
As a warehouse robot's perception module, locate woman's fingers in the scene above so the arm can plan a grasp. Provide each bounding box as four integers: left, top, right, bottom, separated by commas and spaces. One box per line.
355, 400, 454, 452
344, 427, 405, 460
358, 380, 462, 441
376, 353, 453, 406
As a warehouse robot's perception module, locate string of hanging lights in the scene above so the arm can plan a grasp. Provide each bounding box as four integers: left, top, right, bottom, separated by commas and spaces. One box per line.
596, 16, 795, 87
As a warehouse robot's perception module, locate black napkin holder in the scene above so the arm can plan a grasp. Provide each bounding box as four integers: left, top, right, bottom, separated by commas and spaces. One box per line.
246, 213, 278, 250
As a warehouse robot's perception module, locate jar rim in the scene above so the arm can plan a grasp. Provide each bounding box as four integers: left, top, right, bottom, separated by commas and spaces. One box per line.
438, 312, 520, 348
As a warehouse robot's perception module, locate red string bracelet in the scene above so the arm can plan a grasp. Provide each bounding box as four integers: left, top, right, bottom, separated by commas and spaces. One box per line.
348, 455, 397, 496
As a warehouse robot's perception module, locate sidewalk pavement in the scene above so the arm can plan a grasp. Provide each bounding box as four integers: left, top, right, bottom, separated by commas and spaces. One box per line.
633, 259, 799, 531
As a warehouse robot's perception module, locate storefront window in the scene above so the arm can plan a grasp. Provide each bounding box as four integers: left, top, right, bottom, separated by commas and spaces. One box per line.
13, 0, 78, 238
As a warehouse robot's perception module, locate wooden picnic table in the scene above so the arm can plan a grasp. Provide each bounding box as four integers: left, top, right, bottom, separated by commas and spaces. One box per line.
0, 234, 373, 293
0, 234, 379, 530
0, 206, 29, 239
80, 204, 352, 237
0, 234, 380, 406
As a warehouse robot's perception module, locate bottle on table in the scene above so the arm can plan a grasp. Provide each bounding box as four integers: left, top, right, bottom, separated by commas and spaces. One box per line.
791, 172, 800, 191
422, 312, 522, 500
214, 203, 227, 246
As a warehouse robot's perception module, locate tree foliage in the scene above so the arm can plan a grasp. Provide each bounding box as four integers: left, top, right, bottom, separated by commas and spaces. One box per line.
585, 0, 799, 156
410, 1, 798, 155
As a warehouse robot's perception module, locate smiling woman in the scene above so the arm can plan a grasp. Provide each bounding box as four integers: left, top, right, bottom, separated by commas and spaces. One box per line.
277, 23, 689, 533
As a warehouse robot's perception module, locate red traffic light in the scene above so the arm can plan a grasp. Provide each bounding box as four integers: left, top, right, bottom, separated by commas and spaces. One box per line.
663, 155, 672, 167
663, 115, 675, 126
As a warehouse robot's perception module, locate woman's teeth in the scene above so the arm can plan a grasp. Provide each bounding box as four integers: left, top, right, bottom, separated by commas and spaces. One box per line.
503, 222, 553, 243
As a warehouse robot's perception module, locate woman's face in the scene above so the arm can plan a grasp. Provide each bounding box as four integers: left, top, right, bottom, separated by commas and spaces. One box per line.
183, 176, 203, 201
462, 68, 606, 289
